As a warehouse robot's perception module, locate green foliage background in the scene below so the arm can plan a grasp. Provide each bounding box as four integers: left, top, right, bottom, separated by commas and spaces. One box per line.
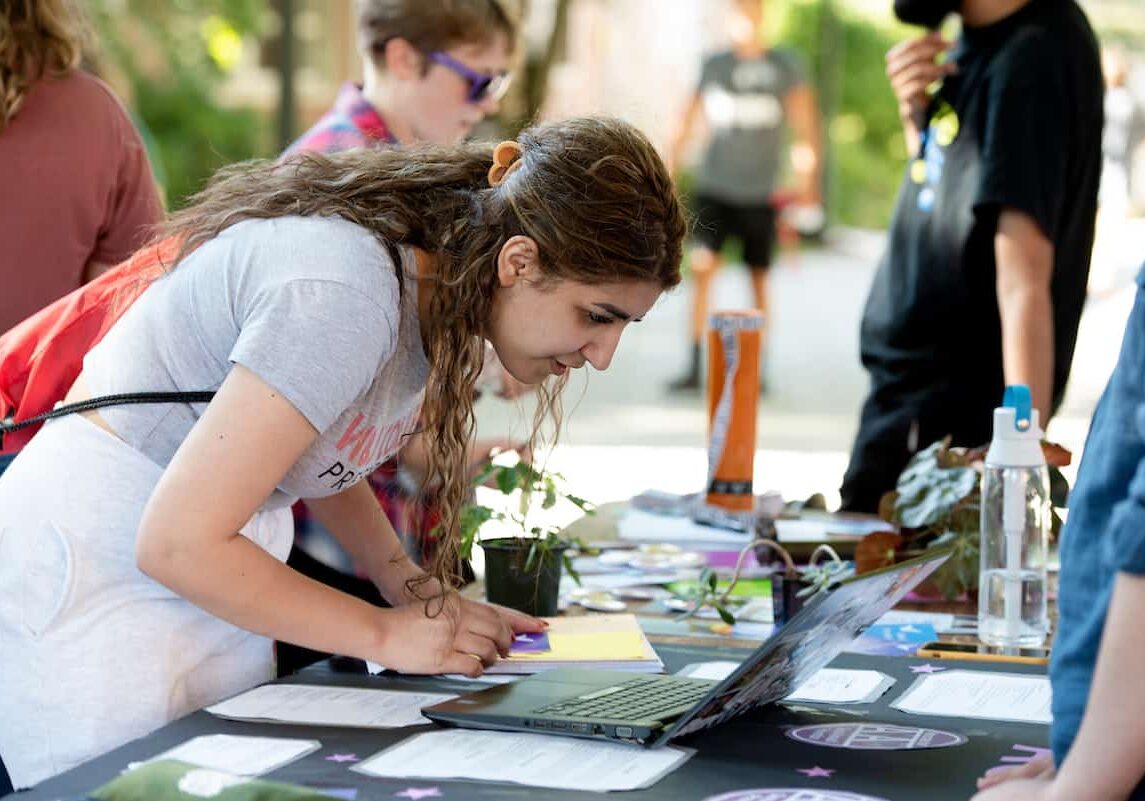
87, 0, 273, 209
771, 0, 910, 229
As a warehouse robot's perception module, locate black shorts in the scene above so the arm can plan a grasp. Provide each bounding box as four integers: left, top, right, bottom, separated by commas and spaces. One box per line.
691, 193, 777, 269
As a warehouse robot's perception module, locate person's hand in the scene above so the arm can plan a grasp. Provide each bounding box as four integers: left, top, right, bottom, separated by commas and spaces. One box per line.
478, 599, 548, 632
376, 591, 532, 677
969, 776, 1056, 801
976, 753, 1056, 793
885, 31, 956, 130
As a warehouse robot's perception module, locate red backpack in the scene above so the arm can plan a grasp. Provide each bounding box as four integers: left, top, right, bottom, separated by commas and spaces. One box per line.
0, 238, 188, 453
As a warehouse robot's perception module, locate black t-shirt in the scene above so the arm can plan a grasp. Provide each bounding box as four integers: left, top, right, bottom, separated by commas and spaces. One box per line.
859, 0, 1102, 436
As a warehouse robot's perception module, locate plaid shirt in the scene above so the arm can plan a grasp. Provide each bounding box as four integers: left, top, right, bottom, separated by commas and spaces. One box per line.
283, 85, 444, 563
284, 83, 396, 156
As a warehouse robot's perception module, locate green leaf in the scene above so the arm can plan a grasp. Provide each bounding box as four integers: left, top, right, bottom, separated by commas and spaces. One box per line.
717, 606, 737, 625
496, 464, 520, 495
561, 552, 581, 585
893, 439, 980, 529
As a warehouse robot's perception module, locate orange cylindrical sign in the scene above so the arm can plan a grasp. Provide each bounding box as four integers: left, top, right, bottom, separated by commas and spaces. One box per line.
705, 310, 763, 511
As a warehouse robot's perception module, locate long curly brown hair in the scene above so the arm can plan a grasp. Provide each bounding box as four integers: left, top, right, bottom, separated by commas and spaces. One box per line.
162, 116, 685, 595
0, 0, 88, 131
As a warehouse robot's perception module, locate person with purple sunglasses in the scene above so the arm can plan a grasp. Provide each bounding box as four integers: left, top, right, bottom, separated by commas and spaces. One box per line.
284, 0, 514, 154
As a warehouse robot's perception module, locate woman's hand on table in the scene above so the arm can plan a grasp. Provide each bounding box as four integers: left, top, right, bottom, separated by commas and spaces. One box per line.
970, 753, 1056, 801
376, 593, 546, 677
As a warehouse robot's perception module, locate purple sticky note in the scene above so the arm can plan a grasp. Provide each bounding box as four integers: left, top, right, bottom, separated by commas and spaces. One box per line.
510, 632, 551, 653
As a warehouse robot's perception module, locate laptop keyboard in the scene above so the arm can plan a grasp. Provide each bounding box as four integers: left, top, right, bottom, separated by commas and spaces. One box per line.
531, 676, 713, 720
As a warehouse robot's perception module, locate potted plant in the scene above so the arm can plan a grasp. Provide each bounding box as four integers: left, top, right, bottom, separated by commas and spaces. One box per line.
456, 461, 593, 616
855, 437, 1071, 600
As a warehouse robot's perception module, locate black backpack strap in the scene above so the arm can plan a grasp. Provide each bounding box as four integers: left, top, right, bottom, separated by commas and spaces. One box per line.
0, 391, 216, 446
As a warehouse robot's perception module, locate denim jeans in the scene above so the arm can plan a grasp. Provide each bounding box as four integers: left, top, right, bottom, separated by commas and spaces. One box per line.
0, 452, 14, 479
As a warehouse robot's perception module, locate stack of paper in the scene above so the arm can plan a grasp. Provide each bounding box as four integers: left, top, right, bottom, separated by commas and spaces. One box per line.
486, 614, 664, 674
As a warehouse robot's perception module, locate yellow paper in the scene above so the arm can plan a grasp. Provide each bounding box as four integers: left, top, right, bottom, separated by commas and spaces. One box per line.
512, 631, 647, 661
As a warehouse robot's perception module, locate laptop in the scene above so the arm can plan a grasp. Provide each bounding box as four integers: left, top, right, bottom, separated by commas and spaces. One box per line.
422, 547, 951, 747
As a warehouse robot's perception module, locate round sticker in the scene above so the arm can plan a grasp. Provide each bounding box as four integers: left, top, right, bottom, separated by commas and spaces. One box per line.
703, 791, 890, 801
786, 723, 967, 751
910, 159, 927, 185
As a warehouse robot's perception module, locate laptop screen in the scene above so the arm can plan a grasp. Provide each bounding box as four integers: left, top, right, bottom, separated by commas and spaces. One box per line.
660, 547, 951, 743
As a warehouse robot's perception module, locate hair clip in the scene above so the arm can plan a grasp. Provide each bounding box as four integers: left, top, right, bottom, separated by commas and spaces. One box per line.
488, 140, 524, 187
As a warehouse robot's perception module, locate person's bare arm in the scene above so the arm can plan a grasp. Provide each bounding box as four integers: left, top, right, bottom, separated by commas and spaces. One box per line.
971, 574, 1145, 801
995, 208, 1054, 423
784, 83, 822, 204
665, 92, 704, 179
304, 481, 431, 605
134, 364, 529, 675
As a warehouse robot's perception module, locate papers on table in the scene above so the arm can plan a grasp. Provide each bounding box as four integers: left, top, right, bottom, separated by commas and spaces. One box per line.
484, 614, 664, 674
145, 735, 319, 776
617, 507, 888, 550
891, 669, 1052, 724
677, 663, 895, 705
353, 730, 694, 792
786, 668, 896, 704
207, 684, 456, 729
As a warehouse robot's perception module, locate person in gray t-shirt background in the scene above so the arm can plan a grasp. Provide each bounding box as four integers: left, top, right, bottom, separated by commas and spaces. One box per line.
666, 0, 822, 391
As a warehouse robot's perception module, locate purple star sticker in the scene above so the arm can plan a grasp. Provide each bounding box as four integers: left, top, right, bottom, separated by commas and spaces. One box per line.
797, 766, 836, 778
394, 789, 442, 800
910, 663, 946, 674
325, 753, 359, 763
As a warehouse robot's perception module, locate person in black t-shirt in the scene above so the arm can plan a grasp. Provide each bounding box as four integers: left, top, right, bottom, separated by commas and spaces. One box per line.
840, 0, 1103, 513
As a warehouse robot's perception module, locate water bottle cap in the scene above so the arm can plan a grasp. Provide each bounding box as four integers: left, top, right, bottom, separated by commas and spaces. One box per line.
986, 385, 1044, 467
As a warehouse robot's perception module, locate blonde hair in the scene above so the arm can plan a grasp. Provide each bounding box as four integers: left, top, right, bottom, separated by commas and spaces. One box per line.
162, 116, 685, 596
0, 0, 89, 131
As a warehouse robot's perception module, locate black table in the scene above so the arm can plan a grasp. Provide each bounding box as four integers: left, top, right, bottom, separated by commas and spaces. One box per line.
9, 645, 1048, 801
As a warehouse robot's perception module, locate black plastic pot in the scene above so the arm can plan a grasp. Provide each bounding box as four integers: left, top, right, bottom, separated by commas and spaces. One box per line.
481, 538, 567, 617
771, 572, 816, 624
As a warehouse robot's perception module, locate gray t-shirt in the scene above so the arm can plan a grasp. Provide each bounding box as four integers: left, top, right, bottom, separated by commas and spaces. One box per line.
694, 48, 805, 205
84, 215, 428, 507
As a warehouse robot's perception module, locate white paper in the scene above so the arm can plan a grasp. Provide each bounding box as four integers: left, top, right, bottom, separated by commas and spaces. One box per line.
207, 684, 456, 729
146, 734, 320, 776
676, 661, 741, 680
353, 729, 694, 792
891, 669, 1052, 724
617, 508, 883, 549
677, 664, 894, 705
785, 668, 895, 704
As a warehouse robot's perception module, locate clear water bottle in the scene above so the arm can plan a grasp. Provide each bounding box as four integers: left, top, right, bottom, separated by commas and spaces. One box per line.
978, 385, 1050, 648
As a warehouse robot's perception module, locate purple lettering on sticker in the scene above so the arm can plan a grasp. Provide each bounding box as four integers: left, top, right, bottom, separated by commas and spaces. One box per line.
510, 632, 551, 653
703, 790, 891, 801
786, 723, 967, 751
984, 744, 1053, 776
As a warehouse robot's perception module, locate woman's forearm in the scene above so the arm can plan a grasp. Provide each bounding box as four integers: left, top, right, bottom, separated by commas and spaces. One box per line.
140, 527, 391, 660
304, 481, 439, 605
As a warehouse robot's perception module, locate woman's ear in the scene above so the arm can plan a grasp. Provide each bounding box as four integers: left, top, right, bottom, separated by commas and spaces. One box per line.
496, 236, 541, 288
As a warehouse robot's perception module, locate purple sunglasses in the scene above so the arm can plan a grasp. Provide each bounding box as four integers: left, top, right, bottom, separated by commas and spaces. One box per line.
426, 51, 512, 104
